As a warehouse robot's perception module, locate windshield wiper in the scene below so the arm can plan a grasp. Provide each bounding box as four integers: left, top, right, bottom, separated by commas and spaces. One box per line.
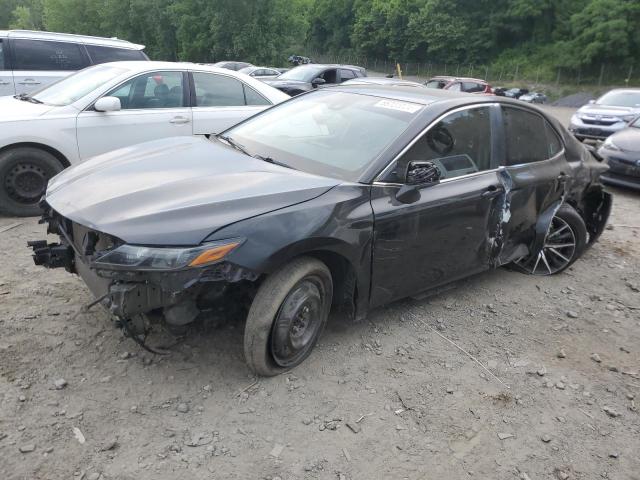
217, 134, 250, 156
13, 93, 43, 104
253, 154, 296, 170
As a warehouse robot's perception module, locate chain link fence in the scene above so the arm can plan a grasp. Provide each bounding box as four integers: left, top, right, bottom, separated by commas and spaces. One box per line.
306, 52, 638, 88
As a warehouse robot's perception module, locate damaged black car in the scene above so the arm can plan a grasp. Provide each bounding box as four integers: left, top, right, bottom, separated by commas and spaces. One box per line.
30, 86, 612, 376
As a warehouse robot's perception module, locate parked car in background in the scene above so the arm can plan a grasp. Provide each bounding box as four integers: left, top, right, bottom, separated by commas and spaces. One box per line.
504, 88, 529, 99
493, 86, 507, 96
519, 92, 547, 104
211, 61, 253, 71
424, 76, 492, 94
597, 116, 640, 190
0, 29, 148, 96
288, 55, 312, 66
239, 66, 283, 80
264, 64, 366, 96
0, 61, 288, 216
569, 89, 640, 141
30, 86, 611, 375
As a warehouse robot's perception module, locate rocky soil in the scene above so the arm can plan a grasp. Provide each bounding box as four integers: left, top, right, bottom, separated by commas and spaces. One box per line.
1, 115, 639, 480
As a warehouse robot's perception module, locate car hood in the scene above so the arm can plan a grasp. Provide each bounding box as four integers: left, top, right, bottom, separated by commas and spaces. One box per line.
608, 127, 640, 152
577, 104, 640, 118
0, 95, 58, 119
46, 137, 340, 245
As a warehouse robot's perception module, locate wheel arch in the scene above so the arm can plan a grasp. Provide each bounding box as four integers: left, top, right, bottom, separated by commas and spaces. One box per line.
0, 142, 71, 168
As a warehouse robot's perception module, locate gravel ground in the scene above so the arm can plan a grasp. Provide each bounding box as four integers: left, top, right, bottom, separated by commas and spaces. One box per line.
1, 108, 639, 480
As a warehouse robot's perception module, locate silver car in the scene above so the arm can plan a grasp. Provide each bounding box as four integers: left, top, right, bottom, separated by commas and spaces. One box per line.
569, 89, 640, 141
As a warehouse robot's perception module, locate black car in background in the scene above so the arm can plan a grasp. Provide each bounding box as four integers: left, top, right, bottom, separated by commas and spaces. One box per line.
30, 86, 611, 376
211, 61, 254, 71
264, 64, 366, 96
505, 88, 529, 99
598, 116, 640, 189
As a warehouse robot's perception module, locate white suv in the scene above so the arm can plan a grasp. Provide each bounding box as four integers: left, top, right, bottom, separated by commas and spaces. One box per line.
0, 30, 148, 96
0, 61, 288, 216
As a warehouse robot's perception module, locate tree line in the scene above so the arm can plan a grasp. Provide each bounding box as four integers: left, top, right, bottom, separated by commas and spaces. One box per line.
1, 0, 638, 71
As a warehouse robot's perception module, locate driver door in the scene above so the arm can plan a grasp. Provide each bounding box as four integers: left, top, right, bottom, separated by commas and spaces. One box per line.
370, 105, 503, 306
76, 70, 192, 160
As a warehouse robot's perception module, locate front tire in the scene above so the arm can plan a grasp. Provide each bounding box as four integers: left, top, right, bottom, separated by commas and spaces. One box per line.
512, 204, 587, 275
0, 147, 64, 216
244, 257, 333, 376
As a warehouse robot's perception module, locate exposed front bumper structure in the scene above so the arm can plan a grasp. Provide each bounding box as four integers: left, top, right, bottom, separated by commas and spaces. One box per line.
29, 207, 259, 330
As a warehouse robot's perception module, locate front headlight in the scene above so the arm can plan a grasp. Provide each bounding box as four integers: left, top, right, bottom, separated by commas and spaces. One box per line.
602, 136, 621, 151
93, 239, 243, 270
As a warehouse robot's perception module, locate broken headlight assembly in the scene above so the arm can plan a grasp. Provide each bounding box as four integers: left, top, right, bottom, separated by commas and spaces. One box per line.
92, 239, 243, 271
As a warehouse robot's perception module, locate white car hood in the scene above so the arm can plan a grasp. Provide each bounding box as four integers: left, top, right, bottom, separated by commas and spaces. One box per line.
577, 104, 639, 117
0, 95, 58, 119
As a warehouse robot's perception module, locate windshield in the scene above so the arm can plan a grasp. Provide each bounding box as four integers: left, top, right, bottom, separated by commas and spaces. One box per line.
223, 90, 423, 181
596, 90, 640, 108
631, 117, 640, 128
276, 65, 323, 82
32, 65, 129, 106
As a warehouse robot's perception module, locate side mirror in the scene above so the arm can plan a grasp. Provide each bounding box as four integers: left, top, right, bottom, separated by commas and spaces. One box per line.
311, 77, 326, 86
406, 160, 441, 186
94, 96, 121, 112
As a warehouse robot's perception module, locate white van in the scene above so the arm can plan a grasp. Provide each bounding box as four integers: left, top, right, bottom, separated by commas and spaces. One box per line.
0, 30, 148, 96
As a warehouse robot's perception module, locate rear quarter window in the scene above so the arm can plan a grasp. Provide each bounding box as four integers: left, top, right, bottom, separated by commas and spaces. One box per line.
12, 39, 88, 71
86, 45, 147, 64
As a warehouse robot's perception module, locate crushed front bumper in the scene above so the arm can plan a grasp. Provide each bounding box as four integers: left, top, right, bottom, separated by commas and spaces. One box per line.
29, 208, 259, 326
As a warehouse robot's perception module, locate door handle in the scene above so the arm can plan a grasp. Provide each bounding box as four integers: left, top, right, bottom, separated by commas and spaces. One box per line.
481, 185, 504, 198
169, 116, 190, 125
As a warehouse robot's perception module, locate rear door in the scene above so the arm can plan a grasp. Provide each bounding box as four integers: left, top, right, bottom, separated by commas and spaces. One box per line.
10, 38, 89, 94
0, 38, 14, 96
190, 71, 271, 135
76, 70, 192, 159
495, 105, 569, 265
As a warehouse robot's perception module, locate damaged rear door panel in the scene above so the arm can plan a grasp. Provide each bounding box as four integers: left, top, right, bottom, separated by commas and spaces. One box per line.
493, 105, 573, 265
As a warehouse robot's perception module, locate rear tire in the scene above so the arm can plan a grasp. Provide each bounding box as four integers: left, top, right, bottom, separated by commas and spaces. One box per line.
0, 147, 64, 216
244, 257, 333, 376
512, 204, 587, 275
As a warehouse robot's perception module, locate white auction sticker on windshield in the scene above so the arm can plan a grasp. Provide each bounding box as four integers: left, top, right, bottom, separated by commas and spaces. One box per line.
374, 99, 422, 113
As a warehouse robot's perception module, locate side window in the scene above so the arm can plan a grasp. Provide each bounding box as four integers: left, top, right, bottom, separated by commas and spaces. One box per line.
502, 107, 562, 165
463, 82, 484, 93
447, 82, 462, 92
0, 40, 5, 70
106, 71, 185, 109
12, 39, 88, 71
319, 69, 338, 84
244, 85, 270, 106
392, 106, 493, 182
340, 69, 356, 82
86, 45, 146, 64
193, 72, 245, 107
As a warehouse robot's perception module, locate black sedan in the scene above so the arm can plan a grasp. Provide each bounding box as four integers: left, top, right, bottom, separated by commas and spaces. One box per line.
598, 116, 640, 189
30, 86, 612, 376
264, 64, 366, 96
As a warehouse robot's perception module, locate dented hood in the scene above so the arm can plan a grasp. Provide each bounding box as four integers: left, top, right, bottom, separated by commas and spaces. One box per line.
46, 137, 339, 245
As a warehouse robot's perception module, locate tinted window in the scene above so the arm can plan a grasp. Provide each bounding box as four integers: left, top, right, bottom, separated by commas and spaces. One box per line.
394, 106, 493, 181
12, 39, 88, 71
462, 82, 484, 93
86, 45, 146, 64
0, 40, 5, 70
319, 69, 338, 83
244, 85, 270, 106
193, 72, 245, 106
340, 69, 356, 81
106, 71, 185, 109
502, 107, 562, 165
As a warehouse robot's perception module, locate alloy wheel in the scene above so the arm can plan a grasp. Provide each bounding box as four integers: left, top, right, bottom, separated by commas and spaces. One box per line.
515, 216, 577, 275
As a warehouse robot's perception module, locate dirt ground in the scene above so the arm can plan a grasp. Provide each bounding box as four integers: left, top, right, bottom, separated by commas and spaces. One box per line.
1, 107, 639, 480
